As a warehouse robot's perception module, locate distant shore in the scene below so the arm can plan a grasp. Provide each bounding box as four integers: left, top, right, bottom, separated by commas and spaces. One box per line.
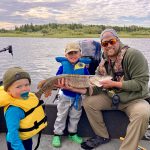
1, 23, 150, 38
0, 32, 150, 38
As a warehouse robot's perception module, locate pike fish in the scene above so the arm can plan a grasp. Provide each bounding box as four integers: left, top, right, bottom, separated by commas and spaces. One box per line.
35, 74, 112, 99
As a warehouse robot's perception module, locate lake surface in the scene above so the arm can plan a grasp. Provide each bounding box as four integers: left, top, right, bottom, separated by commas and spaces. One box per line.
0, 37, 150, 91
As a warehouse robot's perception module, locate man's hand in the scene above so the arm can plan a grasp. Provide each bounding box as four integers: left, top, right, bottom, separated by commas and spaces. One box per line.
100, 79, 122, 89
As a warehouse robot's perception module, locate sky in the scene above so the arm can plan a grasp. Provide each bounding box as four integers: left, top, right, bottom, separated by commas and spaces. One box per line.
0, 0, 150, 29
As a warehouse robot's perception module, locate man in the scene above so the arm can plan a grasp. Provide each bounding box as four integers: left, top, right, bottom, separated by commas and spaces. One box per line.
81, 28, 150, 150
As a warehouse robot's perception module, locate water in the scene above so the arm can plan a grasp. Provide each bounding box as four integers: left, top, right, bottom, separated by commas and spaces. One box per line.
0, 37, 150, 91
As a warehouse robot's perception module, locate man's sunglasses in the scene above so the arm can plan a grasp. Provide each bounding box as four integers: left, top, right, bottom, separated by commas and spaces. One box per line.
101, 39, 117, 47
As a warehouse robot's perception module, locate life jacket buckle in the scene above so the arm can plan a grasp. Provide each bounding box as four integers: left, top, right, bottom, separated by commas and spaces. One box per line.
34, 121, 39, 129
44, 116, 47, 123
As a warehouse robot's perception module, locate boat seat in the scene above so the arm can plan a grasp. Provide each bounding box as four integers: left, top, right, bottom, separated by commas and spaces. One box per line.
1, 101, 150, 139
42, 104, 129, 138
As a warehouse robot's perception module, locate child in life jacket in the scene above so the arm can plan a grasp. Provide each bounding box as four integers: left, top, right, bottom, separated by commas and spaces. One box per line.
51, 42, 90, 147
0, 67, 47, 150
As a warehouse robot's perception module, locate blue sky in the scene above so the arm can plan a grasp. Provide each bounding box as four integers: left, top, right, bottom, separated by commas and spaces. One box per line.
0, 0, 150, 29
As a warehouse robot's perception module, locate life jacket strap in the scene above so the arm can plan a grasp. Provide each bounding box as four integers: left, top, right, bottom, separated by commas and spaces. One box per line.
19, 116, 47, 132
25, 100, 44, 117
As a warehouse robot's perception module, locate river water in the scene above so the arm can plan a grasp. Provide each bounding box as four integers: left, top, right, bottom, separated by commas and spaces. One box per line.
0, 37, 150, 91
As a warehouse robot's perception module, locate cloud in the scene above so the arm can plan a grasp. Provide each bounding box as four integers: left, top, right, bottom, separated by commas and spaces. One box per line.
17, 0, 66, 2
0, 0, 150, 29
0, 8, 7, 12
12, 7, 53, 19
0, 22, 18, 29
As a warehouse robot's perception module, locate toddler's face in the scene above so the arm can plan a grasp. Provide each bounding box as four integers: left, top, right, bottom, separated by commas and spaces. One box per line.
65, 51, 81, 64
7, 79, 30, 99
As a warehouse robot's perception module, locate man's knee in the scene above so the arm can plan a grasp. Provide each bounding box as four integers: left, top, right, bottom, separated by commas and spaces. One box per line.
82, 96, 93, 109
130, 101, 150, 120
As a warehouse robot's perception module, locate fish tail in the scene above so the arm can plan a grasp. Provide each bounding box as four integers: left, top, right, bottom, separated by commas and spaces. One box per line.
35, 90, 43, 99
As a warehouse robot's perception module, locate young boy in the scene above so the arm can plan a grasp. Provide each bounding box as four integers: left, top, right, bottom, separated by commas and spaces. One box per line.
0, 67, 47, 150
52, 42, 90, 147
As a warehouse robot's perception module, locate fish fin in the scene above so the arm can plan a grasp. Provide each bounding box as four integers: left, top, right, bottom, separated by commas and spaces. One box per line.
35, 90, 42, 99
44, 89, 52, 98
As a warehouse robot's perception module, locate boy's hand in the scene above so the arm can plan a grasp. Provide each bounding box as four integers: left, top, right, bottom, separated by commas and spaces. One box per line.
55, 78, 87, 94
54, 78, 72, 90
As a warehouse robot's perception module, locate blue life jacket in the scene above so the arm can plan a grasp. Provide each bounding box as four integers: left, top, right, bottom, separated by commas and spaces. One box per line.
56, 57, 91, 74
55, 57, 91, 109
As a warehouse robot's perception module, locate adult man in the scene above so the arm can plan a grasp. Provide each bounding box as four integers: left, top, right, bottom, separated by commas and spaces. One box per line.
81, 28, 150, 150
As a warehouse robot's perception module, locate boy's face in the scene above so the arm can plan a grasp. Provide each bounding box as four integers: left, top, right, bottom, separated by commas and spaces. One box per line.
65, 51, 81, 64
7, 79, 30, 99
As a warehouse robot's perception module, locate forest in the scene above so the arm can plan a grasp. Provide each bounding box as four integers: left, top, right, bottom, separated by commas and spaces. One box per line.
0, 23, 150, 38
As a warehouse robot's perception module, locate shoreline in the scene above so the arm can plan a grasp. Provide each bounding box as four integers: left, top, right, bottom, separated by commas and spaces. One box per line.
0, 33, 150, 38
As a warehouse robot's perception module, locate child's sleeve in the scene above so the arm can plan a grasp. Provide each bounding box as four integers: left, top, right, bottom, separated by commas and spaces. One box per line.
5, 106, 25, 150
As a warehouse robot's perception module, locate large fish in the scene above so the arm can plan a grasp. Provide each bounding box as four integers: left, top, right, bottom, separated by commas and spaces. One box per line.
35, 74, 112, 99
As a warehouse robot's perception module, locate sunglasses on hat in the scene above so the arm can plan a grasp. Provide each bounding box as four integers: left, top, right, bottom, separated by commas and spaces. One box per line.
101, 38, 117, 47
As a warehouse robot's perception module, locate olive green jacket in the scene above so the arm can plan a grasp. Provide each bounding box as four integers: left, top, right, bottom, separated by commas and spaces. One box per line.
95, 43, 150, 103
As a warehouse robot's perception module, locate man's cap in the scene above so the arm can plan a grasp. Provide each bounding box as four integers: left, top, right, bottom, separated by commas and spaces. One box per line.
100, 28, 119, 41
3, 67, 31, 91
65, 42, 81, 54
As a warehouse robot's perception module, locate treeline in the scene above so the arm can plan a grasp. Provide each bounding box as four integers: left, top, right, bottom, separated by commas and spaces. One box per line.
0, 23, 150, 37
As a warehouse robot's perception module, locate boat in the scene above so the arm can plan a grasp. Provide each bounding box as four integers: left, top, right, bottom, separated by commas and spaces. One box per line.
0, 90, 150, 150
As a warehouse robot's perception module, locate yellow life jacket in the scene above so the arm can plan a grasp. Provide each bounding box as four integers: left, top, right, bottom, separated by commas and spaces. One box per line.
0, 86, 47, 140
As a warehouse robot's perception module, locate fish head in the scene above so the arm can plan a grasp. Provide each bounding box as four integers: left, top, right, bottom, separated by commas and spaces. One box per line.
89, 75, 112, 87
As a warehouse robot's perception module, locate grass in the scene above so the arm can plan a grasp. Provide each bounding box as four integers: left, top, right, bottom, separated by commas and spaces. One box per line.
0, 32, 150, 38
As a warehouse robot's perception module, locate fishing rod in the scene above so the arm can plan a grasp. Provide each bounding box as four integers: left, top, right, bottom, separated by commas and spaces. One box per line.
0, 45, 13, 85
0, 45, 13, 56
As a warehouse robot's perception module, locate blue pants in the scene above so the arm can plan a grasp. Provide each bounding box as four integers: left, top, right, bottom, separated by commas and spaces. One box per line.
7, 138, 32, 150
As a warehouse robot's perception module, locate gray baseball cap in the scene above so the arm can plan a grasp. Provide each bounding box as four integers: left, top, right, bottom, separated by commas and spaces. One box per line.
100, 28, 119, 41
